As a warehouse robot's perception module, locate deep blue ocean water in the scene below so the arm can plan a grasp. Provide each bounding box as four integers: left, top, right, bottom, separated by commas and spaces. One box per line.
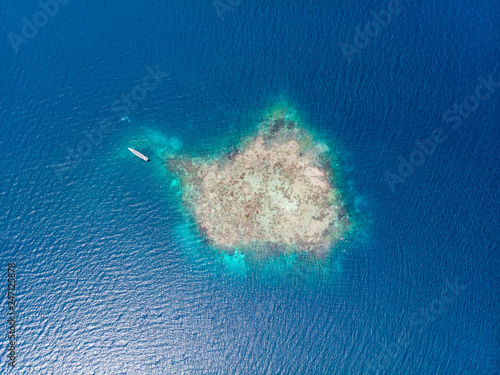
1, 1, 499, 374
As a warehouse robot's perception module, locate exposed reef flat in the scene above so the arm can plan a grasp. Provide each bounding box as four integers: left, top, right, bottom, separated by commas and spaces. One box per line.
167, 110, 351, 256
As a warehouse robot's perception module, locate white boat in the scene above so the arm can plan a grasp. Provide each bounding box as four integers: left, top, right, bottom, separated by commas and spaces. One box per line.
128, 147, 150, 162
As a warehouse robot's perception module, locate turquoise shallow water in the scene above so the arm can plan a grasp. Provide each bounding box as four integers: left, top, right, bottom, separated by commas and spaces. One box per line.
0, 1, 499, 374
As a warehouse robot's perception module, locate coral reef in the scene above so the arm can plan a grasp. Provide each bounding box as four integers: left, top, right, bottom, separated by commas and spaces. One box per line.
167, 113, 350, 255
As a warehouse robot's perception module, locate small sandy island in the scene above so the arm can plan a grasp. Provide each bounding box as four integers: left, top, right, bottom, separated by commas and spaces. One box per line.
167, 113, 350, 256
